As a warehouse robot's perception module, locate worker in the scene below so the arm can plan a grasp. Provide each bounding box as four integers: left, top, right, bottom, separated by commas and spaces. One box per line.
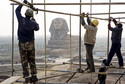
81, 13, 99, 72
15, 0, 39, 83
104, 17, 124, 68
98, 59, 107, 84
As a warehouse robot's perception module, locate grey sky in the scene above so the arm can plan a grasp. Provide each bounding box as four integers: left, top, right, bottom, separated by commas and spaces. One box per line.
1, 0, 125, 38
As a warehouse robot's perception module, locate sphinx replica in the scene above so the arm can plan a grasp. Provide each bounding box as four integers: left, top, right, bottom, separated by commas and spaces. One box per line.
47, 18, 83, 57
49, 18, 69, 40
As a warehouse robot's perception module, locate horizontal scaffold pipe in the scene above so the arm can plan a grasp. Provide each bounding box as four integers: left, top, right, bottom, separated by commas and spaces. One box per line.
89, 12, 125, 15
37, 69, 76, 73
39, 72, 76, 80
11, 2, 125, 5
10, 3, 125, 16
114, 17, 125, 19
9, 0, 103, 19
9, 0, 125, 23
17, 72, 76, 83
95, 72, 125, 75
9, 0, 79, 16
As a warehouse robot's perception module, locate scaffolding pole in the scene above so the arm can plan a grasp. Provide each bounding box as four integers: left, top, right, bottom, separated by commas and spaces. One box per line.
10, 0, 30, 7
12, 2, 125, 5
69, 14, 72, 71
8, 0, 125, 83
79, 0, 82, 71
88, 12, 125, 15
107, 0, 111, 57
11, 4, 14, 76
90, 0, 92, 17
44, 0, 47, 82
10, 0, 125, 22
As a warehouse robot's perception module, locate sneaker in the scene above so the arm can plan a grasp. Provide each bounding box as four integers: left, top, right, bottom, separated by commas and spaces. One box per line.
87, 70, 92, 73
84, 69, 91, 73
25, 77, 31, 83
30, 76, 38, 83
102, 63, 109, 66
86, 69, 95, 73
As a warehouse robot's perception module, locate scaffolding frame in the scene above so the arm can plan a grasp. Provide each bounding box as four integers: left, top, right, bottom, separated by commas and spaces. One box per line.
2, 0, 125, 83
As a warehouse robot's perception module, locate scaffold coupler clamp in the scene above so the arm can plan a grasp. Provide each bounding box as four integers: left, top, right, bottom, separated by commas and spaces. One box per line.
26, 1, 39, 15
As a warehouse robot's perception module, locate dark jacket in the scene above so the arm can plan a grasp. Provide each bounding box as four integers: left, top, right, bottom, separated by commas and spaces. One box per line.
16, 5, 39, 42
109, 27, 123, 43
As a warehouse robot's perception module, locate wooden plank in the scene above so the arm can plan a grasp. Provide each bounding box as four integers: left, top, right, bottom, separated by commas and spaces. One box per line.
0, 76, 21, 84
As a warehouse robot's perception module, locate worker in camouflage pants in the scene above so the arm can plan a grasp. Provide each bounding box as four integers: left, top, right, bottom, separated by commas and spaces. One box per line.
16, 0, 39, 83
19, 41, 37, 78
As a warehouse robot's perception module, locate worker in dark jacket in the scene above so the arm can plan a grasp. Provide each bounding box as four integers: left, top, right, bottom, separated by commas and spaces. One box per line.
104, 17, 124, 67
15, 0, 39, 83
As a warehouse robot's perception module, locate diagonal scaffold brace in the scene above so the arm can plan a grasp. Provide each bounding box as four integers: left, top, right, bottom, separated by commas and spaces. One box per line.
10, 0, 125, 23
9, 0, 79, 17
9, 0, 39, 14
9, 0, 30, 7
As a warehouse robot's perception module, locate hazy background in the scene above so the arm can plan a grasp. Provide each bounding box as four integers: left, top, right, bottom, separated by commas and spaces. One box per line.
0, 0, 125, 64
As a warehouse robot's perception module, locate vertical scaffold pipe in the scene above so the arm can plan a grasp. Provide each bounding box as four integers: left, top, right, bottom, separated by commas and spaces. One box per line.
31, 0, 34, 17
118, 17, 120, 22
12, 4, 14, 76
118, 17, 121, 83
70, 14, 72, 71
90, 0, 93, 83
107, 0, 111, 57
118, 68, 121, 84
44, 0, 47, 82
79, 0, 82, 70
90, 0, 92, 17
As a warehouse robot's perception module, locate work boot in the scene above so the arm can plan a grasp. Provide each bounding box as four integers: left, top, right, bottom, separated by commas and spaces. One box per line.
86, 69, 92, 73
84, 67, 89, 71
30, 75, 38, 83
25, 77, 31, 83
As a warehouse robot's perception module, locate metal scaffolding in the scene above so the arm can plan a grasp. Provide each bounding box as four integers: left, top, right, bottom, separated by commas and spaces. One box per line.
1, 0, 125, 83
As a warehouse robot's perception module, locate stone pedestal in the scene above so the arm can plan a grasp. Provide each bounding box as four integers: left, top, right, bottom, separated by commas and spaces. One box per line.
47, 35, 84, 57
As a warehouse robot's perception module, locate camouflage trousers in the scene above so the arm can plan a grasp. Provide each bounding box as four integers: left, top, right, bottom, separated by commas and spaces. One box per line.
19, 40, 37, 78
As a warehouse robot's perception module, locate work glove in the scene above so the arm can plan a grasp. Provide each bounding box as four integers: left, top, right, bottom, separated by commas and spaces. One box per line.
113, 19, 117, 25
23, 0, 28, 4
81, 12, 85, 17
86, 13, 91, 25
108, 24, 111, 29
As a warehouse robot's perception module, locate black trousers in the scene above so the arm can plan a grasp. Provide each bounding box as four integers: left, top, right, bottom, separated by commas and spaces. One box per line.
99, 80, 105, 84
105, 43, 123, 66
